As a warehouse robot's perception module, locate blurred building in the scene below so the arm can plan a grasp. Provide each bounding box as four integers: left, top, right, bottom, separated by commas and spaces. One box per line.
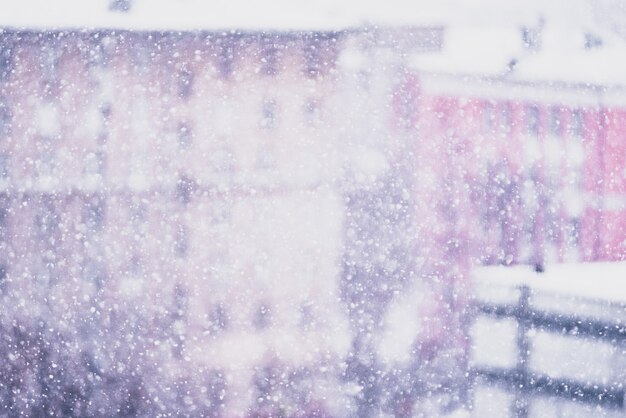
394, 12, 626, 266
0, 28, 362, 415
0, 17, 443, 415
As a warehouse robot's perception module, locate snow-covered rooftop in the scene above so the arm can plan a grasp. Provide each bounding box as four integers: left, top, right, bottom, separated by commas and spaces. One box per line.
3, 0, 624, 87
413, 23, 626, 86
411, 1, 626, 88
0, 0, 598, 32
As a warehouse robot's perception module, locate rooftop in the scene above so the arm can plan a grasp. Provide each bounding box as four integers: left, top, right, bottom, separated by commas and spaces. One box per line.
0, 0, 596, 32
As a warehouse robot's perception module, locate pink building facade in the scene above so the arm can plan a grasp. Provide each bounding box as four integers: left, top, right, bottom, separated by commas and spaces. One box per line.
393, 73, 626, 272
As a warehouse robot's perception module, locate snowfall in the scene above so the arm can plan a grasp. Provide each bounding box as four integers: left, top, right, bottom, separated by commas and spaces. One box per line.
1, 1, 626, 417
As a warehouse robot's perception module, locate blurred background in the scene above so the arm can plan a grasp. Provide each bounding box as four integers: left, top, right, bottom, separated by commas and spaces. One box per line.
0, 1, 625, 417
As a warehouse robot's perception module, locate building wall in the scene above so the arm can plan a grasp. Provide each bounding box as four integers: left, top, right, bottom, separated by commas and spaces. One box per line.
0, 30, 355, 416
395, 74, 626, 268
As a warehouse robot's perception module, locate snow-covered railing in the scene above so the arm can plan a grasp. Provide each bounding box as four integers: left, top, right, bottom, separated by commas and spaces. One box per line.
469, 262, 626, 418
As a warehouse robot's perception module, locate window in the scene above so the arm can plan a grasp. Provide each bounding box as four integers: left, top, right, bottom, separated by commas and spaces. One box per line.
40, 43, 60, 81
482, 101, 496, 133
261, 38, 279, 76
0, 197, 8, 240
205, 370, 227, 410
526, 105, 540, 136
0, 153, 8, 178
393, 77, 420, 129
303, 36, 321, 78
0, 43, 11, 80
173, 224, 188, 258
177, 68, 193, 99
100, 102, 112, 122
36, 200, 58, 239
0, 264, 6, 290
176, 174, 195, 205
260, 99, 277, 129
0, 101, 10, 137
88, 38, 109, 68
500, 102, 512, 134
109, 0, 132, 12
569, 109, 584, 138
83, 259, 106, 289
131, 40, 152, 74
217, 39, 235, 78
584, 33, 602, 50
253, 303, 271, 330
173, 284, 188, 318
549, 106, 562, 136
171, 284, 188, 358
521, 26, 542, 51
130, 200, 147, 233
84, 195, 106, 232
208, 303, 228, 333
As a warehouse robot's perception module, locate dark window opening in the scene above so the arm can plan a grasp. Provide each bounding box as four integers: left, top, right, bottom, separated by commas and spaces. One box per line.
100, 102, 112, 121
0, 199, 8, 240
130, 200, 148, 232
109, 0, 132, 12
177, 69, 193, 99
85, 195, 106, 232
500, 103, 512, 134
299, 304, 315, 329
88, 41, 109, 68
40, 44, 60, 80
0, 102, 10, 137
217, 40, 235, 78
550, 107, 562, 136
526, 105, 540, 136
303, 37, 321, 78
176, 174, 195, 205
0, 264, 6, 290
83, 260, 106, 289
173, 225, 188, 258
206, 370, 227, 411
0, 153, 8, 178
36, 200, 59, 240
171, 284, 188, 358
521, 26, 542, 51
208, 303, 228, 333
0, 44, 11, 80
393, 81, 419, 129
260, 99, 277, 129
483, 101, 496, 133
254, 303, 271, 330
569, 109, 584, 137
584, 33, 603, 49
173, 284, 188, 319
261, 38, 280, 76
